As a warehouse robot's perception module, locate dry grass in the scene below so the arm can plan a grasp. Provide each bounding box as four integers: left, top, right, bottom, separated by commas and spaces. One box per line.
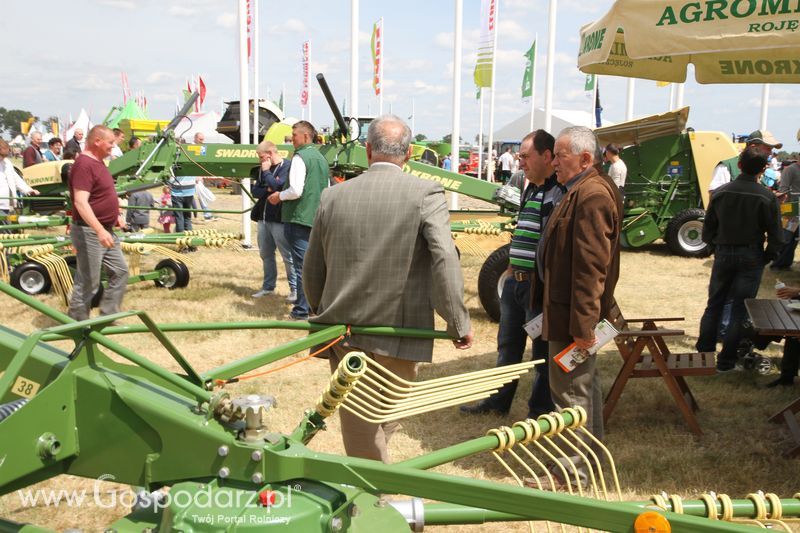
1, 191, 799, 531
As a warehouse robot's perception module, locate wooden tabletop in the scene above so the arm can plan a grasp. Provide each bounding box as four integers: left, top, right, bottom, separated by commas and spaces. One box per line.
745, 299, 800, 337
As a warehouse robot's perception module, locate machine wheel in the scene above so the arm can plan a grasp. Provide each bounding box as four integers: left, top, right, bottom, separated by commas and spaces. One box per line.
664, 208, 711, 257
478, 244, 510, 322
154, 259, 190, 289
64, 255, 103, 308
10, 262, 51, 295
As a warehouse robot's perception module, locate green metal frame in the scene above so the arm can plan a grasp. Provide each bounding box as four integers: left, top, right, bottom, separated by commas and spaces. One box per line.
0, 281, 796, 532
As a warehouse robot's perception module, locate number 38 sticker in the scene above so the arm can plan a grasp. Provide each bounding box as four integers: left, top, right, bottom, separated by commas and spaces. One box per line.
12, 376, 40, 399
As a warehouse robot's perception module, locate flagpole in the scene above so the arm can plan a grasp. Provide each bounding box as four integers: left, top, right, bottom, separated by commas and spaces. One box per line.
350, 0, 359, 137
450, 0, 463, 210
238, 0, 252, 247
252, 0, 259, 144
529, 33, 538, 132
669, 83, 675, 111
486, 0, 499, 182
590, 76, 597, 128
675, 83, 685, 109
478, 88, 484, 180
282, 83, 286, 114
544, 0, 557, 133
379, 17, 384, 116
760, 84, 770, 130
411, 97, 415, 137
625, 78, 635, 121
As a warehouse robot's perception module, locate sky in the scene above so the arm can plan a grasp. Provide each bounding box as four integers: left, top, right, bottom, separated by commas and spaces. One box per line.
3, 0, 799, 151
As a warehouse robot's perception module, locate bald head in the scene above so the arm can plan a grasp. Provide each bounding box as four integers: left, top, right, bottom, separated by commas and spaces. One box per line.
85, 125, 115, 159
366, 115, 412, 166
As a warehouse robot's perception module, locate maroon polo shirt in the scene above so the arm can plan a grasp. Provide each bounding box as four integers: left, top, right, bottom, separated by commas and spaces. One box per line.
69, 155, 119, 226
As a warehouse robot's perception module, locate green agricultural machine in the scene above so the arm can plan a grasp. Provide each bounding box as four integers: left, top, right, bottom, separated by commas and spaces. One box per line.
1, 281, 799, 532
596, 107, 739, 258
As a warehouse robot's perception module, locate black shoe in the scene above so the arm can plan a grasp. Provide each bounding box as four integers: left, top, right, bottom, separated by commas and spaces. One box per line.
765, 377, 794, 388
459, 401, 507, 416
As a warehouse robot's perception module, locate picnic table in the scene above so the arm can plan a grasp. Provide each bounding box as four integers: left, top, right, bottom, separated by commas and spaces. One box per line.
745, 298, 800, 457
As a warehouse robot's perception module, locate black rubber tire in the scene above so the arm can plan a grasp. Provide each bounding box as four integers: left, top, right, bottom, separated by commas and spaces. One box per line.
10, 262, 51, 295
664, 208, 711, 257
64, 256, 103, 308
154, 259, 190, 289
478, 244, 511, 322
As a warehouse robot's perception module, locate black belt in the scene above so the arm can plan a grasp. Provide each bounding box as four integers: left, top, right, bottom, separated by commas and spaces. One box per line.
74, 220, 115, 232
512, 270, 531, 282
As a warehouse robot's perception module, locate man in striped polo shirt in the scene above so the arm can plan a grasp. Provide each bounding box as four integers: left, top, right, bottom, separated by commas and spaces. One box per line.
462, 130, 559, 417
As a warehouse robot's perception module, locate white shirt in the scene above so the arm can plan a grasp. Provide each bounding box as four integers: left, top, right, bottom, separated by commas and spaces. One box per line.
279, 154, 307, 201
110, 144, 123, 159
0, 158, 34, 211
499, 151, 514, 171
709, 163, 731, 192
608, 159, 627, 187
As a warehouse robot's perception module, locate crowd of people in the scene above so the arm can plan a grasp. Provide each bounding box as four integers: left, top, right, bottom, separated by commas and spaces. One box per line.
2, 114, 798, 485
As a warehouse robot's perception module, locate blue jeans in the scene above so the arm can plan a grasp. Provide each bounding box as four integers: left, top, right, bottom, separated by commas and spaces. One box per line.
285, 222, 311, 317
697, 245, 765, 369
486, 276, 554, 416
172, 195, 194, 232
771, 227, 797, 269
257, 221, 296, 292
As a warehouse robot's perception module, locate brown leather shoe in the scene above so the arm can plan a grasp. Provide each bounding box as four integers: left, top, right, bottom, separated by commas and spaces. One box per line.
523, 472, 568, 491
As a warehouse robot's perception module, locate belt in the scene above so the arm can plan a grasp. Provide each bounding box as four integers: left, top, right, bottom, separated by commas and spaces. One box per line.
512, 270, 531, 282
74, 220, 115, 232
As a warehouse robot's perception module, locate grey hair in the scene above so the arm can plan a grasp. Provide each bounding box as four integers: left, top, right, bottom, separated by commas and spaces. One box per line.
558, 126, 598, 162
366, 114, 412, 159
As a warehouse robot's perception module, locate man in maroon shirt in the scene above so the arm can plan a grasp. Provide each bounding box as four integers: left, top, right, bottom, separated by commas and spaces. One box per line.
67, 125, 129, 321
22, 132, 43, 168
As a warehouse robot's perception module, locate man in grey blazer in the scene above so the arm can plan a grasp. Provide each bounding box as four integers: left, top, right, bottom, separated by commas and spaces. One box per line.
304, 114, 474, 462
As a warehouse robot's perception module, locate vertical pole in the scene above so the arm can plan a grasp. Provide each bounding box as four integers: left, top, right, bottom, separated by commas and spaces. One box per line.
238, 0, 252, 247
760, 84, 770, 131
529, 33, 538, 132
350, 0, 359, 137
379, 17, 384, 116
486, 0, 499, 181
308, 41, 313, 123
544, 0, 557, 133
625, 78, 634, 121
252, 0, 259, 144
411, 98, 415, 137
478, 89, 484, 180
450, 0, 463, 210
590, 77, 597, 128
669, 83, 676, 110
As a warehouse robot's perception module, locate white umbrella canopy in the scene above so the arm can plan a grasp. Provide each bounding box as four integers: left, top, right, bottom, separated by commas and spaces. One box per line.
578, 0, 800, 83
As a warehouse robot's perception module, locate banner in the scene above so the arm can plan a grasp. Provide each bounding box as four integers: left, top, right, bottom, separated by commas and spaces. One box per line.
199, 76, 207, 108
584, 73, 596, 92
371, 19, 383, 96
521, 40, 536, 98
246, 0, 252, 61
121, 72, 131, 104
300, 41, 310, 108
473, 0, 497, 88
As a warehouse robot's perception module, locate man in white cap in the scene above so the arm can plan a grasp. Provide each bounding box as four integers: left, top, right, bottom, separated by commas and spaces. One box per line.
708, 129, 782, 196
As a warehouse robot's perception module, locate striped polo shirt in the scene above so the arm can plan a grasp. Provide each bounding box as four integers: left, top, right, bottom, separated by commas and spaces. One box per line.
509, 175, 558, 271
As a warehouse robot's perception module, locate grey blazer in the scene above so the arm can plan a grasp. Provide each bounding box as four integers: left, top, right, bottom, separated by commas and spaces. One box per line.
304, 162, 471, 362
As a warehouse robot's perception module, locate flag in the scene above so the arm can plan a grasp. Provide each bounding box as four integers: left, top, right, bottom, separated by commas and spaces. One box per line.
278, 90, 284, 113
584, 74, 596, 92
51, 119, 59, 137
371, 19, 383, 96
199, 76, 207, 108
300, 41, 310, 108
121, 72, 131, 104
476, 86, 481, 100
473, 0, 497, 88
595, 82, 603, 127
521, 40, 536, 99
246, 0, 252, 61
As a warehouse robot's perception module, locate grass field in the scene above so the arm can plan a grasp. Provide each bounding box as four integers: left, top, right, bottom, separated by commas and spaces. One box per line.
1, 191, 798, 531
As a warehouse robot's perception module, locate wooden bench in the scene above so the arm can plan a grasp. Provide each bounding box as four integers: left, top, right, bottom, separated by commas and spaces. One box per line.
603, 302, 716, 436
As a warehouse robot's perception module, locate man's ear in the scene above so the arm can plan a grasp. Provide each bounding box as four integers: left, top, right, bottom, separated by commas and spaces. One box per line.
366, 142, 373, 164
404, 146, 412, 164
737, 159, 743, 170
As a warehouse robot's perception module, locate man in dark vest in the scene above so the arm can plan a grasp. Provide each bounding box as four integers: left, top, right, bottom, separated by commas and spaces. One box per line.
268, 120, 329, 320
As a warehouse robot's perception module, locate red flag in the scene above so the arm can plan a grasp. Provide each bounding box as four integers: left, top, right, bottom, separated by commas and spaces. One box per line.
187, 79, 192, 94
199, 76, 207, 108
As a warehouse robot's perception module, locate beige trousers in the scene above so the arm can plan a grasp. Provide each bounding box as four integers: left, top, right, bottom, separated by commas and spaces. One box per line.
326, 343, 418, 463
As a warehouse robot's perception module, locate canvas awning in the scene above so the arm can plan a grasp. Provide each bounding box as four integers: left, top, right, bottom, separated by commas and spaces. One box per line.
595, 107, 689, 147
578, 0, 800, 83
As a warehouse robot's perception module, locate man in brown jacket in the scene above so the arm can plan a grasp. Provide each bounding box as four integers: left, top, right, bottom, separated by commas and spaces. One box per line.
538, 126, 622, 487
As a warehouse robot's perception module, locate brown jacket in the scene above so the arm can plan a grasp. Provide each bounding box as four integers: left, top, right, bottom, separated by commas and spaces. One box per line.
539, 167, 622, 342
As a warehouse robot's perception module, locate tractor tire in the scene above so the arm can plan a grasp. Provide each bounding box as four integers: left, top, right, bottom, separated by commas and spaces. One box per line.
154, 259, 190, 289
665, 208, 711, 258
64, 256, 103, 308
478, 244, 511, 322
10, 262, 51, 295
